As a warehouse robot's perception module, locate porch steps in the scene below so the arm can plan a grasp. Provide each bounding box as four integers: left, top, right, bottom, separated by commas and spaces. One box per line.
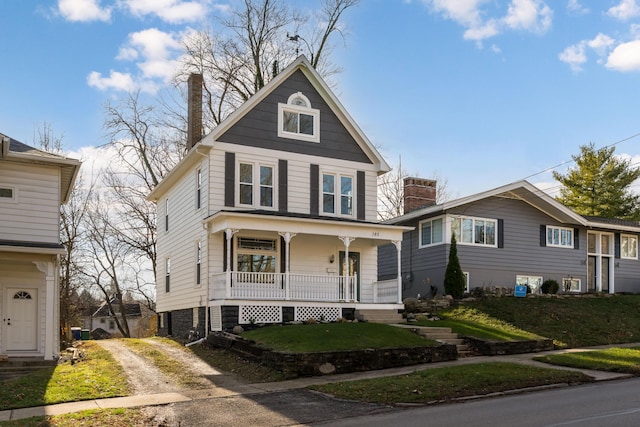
355, 309, 403, 324
393, 325, 473, 357
0, 358, 57, 382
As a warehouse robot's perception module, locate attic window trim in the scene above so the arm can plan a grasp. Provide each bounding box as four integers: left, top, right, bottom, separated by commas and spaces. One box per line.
277, 91, 320, 143
0, 185, 16, 203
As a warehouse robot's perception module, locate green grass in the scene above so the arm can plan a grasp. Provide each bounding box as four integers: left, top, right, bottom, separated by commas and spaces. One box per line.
0, 342, 129, 411
415, 306, 542, 341
438, 295, 640, 348
189, 344, 285, 383
534, 347, 640, 375
241, 322, 435, 353
311, 362, 592, 404
0, 408, 148, 427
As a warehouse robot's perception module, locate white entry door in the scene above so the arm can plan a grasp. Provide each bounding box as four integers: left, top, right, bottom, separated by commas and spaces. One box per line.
4, 288, 38, 351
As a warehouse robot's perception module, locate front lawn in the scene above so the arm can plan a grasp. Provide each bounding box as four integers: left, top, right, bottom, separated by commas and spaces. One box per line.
241, 322, 436, 353
311, 362, 592, 404
0, 342, 129, 411
534, 347, 640, 375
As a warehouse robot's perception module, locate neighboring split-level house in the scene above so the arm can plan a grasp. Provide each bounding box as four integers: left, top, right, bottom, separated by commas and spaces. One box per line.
149, 56, 411, 337
0, 135, 80, 360
379, 179, 640, 298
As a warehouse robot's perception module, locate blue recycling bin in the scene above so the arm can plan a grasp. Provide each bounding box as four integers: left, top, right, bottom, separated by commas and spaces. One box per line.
71, 327, 81, 340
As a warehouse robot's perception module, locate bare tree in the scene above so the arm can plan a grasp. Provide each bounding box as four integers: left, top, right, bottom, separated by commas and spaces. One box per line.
33, 123, 90, 343
377, 156, 456, 221
177, 0, 359, 130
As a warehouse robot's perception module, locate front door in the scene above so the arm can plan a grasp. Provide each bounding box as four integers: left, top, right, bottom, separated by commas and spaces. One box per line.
4, 288, 38, 351
339, 251, 360, 301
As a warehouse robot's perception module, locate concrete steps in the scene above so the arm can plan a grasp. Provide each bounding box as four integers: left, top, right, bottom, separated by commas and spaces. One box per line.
355, 309, 403, 324
396, 325, 474, 357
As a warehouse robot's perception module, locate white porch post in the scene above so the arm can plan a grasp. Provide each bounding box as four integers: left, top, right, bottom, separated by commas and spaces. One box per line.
393, 241, 402, 304
339, 236, 355, 301
225, 228, 238, 297
35, 261, 57, 360
278, 232, 296, 300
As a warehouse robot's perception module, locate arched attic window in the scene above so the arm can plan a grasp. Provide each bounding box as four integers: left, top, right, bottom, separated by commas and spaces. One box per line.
277, 92, 320, 143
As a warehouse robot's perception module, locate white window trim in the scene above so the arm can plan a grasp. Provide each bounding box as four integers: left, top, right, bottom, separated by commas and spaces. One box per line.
236, 160, 277, 210
448, 215, 498, 247
546, 225, 574, 248
419, 216, 445, 248
0, 185, 17, 203
516, 275, 543, 294
165, 258, 171, 293
620, 234, 638, 260
277, 92, 320, 143
464, 272, 470, 293
165, 198, 169, 232
196, 168, 202, 210
563, 277, 581, 293
195, 240, 202, 287
321, 171, 354, 217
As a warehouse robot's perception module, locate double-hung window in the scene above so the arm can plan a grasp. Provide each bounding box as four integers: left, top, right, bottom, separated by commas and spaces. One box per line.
546, 226, 573, 248
278, 92, 320, 143
165, 258, 171, 293
196, 168, 202, 209
621, 234, 638, 259
451, 216, 497, 246
196, 241, 202, 285
322, 173, 353, 216
419, 217, 444, 247
236, 238, 277, 275
238, 162, 274, 208
165, 198, 169, 232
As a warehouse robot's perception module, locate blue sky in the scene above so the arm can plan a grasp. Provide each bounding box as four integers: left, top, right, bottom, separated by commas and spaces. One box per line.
1, 0, 640, 199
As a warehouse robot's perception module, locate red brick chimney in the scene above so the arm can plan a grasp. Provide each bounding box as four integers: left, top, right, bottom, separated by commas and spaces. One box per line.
187, 73, 203, 150
404, 177, 437, 214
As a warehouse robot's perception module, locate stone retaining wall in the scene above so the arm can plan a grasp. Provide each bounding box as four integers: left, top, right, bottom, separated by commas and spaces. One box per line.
464, 337, 554, 355
205, 332, 457, 379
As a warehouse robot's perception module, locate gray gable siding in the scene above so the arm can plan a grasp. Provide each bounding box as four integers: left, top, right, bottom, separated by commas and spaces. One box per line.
218, 70, 372, 164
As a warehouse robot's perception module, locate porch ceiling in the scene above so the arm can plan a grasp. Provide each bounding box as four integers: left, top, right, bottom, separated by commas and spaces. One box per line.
204, 211, 413, 243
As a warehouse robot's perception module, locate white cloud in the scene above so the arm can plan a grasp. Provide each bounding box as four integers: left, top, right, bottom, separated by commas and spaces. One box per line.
420, 0, 553, 43
121, 0, 208, 24
58, 0, 111, 22
567, 0, 589, 15
503, 0, 552, 33
87, 70, 137, 92
606, 40, 640, 71
558, 42, 587, 72
559, 33, 616, 71
607, 0, 640, 21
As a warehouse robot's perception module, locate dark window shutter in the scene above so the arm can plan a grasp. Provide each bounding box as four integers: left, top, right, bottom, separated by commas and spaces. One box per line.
497, 219, 504, 248
357, 171, 365, 220
310, 164, 319, 216
540, 225, 547, 247
574, 228, 580, 250
224, 152, 235, 207
279, 159, 288, 213
615, 233, 621, 259
280, 236, 287, 273
222, 233, 233, 272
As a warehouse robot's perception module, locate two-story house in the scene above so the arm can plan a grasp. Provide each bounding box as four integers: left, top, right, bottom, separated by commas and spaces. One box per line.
148, 56, 411, 337
0, 135, 80, 360
379, 178, 640, 298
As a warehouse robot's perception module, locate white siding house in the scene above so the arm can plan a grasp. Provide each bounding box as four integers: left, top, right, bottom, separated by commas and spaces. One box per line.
0, 135, 80, 360
148, 56, 411, 337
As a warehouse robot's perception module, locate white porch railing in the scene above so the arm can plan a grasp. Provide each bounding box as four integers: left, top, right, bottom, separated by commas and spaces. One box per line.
210, 272, 362, 302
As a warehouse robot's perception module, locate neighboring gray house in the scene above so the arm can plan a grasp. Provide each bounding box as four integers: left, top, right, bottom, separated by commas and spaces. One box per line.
379, 179, 640, 298
87, 297, 156, 338
148, 56, 410, 338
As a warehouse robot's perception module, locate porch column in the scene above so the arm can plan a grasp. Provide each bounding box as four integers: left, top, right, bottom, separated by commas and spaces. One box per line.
393, 241, 402, 304
35, 261, 56, 360
278, 232, 297, 300
225, 228, 238, 297
339, 236, 355, 301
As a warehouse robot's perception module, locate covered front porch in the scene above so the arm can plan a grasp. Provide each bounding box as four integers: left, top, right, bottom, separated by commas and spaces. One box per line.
204, 211, 412, 307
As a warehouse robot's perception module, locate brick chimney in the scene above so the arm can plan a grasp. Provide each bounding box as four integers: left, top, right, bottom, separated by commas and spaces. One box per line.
187, 73, 203, 150
404, 177, 437, 214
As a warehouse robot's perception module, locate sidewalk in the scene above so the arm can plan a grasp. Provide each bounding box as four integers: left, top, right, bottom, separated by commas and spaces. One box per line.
1, 343, 636, 423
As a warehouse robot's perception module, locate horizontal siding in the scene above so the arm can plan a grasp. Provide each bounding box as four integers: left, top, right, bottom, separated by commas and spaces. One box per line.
0, 163, 60, 243
156, 158, 209, 313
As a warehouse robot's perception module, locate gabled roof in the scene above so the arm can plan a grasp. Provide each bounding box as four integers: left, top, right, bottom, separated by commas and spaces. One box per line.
92, 298, 142, 318
0, 134, 81, 204
149, 56, 389, 201
386, 180, 588, 226
386, 180, 640, 233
